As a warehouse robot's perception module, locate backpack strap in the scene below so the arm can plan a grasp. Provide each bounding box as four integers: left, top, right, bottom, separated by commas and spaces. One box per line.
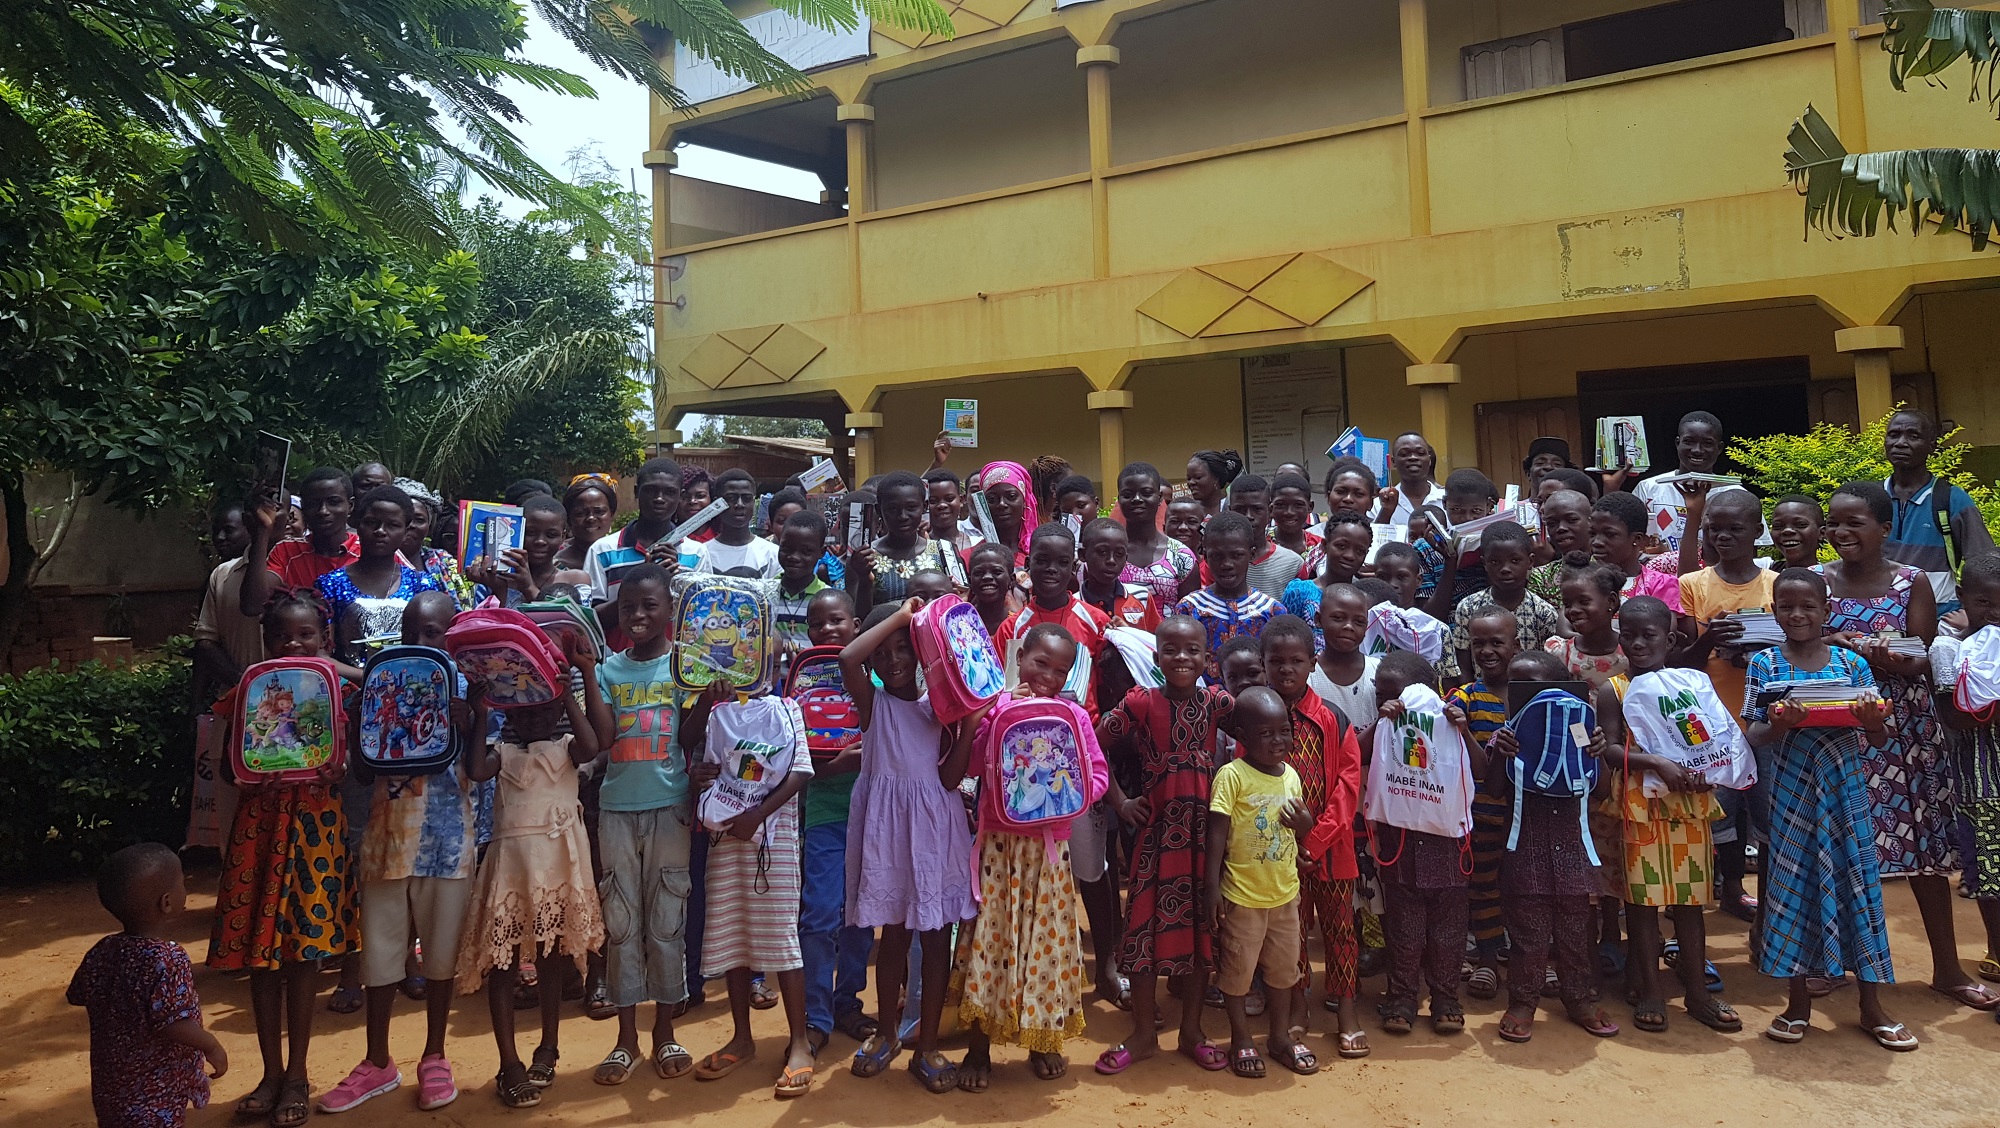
1932, 476, 1961, 575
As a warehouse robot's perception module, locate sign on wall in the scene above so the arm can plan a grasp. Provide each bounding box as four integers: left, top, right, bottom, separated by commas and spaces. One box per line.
1241, 351, 1347, 484
674, 10, 872, 105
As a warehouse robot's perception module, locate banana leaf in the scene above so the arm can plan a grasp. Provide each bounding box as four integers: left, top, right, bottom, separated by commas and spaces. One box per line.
1785, 104, 2000, 249
1883, 0, 2000, 114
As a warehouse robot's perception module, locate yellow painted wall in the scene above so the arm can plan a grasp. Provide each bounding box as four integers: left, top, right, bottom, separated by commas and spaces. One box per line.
1859, 32, 2000, 151
671, 225, 853, 337
1426, 46, 1835, 234
1346, 344, 1425, 449
858, 183, 1093, 309
1424, 0, 1714, 104
1125, 359, 1248, 483
1912, 290, 2000, 447
1111, 0, 1403, 166
875, 372, 1100, 480
871, 39, 1089, 209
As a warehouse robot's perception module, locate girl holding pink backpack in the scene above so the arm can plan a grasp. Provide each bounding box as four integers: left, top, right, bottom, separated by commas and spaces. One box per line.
955, 623, 1109, 1090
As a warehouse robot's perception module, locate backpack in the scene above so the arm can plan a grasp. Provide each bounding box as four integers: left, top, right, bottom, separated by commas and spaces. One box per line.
357, 646, 459, 774
444, 607, 566, 709
1952, 626, 2000, 721
1501, 686, 1600, 862
671, 573, 774, 695
697, 696, 804, 840
1623, 668, 1756, 791
232, 657, 348, 784
910, 593, 1005, 724
1364, 684, 1474, 839
984, 696, 1098, 836
1362, 603, 1446, 663
782, 645, 861, 764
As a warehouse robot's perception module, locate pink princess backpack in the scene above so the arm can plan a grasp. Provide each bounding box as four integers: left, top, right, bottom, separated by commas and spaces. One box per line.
983, 696, 1099, 836
231, 657, 349, 784
911, 593, 1005, 724
444, 607, 565, 708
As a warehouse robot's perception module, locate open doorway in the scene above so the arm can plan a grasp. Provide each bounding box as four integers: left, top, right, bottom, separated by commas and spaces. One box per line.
1575, 357, 1810, 476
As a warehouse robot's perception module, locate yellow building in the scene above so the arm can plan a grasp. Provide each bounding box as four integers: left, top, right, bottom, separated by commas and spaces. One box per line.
645, 0, 2000, 492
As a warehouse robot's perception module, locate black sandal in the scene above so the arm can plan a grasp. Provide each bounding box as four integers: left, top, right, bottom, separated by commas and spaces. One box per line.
495, 1066, 542, 1108
269, 1079, 312, 1128
1633, 999, 1668, 1033
1379, 1000, 1416, 1035
236, 1076, 283, 1117
527, 1045, 558, 1088
1687, 998, 1742, 1033
1431, 1004, 1465, 1035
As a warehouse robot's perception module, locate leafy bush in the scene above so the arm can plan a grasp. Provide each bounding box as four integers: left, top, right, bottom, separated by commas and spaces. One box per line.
1728, 412, 2000, 542
0, 643, 194, 880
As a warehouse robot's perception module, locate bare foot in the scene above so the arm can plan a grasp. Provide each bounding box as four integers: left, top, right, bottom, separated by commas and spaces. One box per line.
956, 1046, 991, 1092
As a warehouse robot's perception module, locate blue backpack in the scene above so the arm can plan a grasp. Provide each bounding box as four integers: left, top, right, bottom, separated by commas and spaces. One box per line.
1502, 687, 1600, 864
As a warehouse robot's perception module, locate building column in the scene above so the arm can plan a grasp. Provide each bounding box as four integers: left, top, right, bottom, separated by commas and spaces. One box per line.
1828, 0, 1869, 150
1406, 363, 1461, 470
846, 412, 884, 484
1087, 389, 1134, 488
837, 104, 876, 215
1398, 0, 1433, 238
1077, 45, 1121, 278
1835, 324, 1904, 425
647, 428, 683, 457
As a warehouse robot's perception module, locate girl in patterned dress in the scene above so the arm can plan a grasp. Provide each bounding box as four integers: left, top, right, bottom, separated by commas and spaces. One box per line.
1175, 513, 1281, 683
1093, 616, 1232, 1074
1745, 568, 1909, 1049
1932, 553, 2000, 994
1115, 462, 1199, 607
1819, 482, 1999, 1010
209, 589, 361, 1128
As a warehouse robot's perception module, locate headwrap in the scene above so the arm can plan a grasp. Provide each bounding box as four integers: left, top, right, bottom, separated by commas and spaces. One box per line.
980, 460, 1038, 555
393, 476, 441, 513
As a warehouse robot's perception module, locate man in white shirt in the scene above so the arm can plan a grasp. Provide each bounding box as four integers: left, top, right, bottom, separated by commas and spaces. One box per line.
1627, 410, 1761, 558
688, 467, 780, 577
1382, 432, 1440, 525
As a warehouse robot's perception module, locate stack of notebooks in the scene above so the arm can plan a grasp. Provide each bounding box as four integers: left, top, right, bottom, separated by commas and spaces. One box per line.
1770, 681, 1875, 727
1720, 610, 1785, 648
1872, 632, 1929, 658
1650, 470, 1744, 489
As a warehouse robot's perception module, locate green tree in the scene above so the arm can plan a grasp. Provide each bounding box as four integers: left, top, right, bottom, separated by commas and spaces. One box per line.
688, 415, 830, 446
0, 0, 952, 249
1787, 2, 2000, 248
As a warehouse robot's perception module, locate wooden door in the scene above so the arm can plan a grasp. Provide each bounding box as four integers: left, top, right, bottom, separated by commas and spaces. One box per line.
1806, 372, 1939, 430
1475, 396, 1582, 494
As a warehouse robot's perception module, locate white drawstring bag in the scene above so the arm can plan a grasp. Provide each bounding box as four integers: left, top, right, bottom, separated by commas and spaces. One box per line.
1365, 684, 1474, 839
699, 696, 807, 842
1623, 668, 1756, 792
1952, 625, 2000, 717
1362, 604, 1447, 664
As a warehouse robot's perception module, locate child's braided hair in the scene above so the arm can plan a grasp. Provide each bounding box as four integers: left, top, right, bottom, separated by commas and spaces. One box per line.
259, 585, 330, 648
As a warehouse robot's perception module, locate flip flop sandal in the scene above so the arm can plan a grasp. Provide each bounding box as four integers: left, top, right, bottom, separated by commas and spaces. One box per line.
584, 982, 617, 1021
805, 1028, 830, 1059
1093, 1046, 1134, 1075
237, 1077, 284, 1116
653, 1042, 693, 1080
593, 1048, 635, 1086
1597, 942, 1626, 979
1704, 962, 1725, 992
1229, 1047, 1266, 1079
1806, 974, 1847, 998
1569, 1007, 1620, 1038
1272, 1042, 1319, 1074
774, 1064, 814, 1099
1498, 1011, 1535, 1044
1633, 1000, 1669, 1034
750, 978, 780, 1011
694, 1049, 754, 1081
1719, 895, 1758, 923
1466, 966, 1499, 1000
327, 986, 364, 1014
910, 1051, 959, 1093
1431, 1007, 1466, 1035
1764, 1016, 1808, 1043
852, 1033, 901, 1078
511, 978, 541, 1011
955, 1050, 992, 1093
1868, 1023, 1919, 1052
1930, 982, 2000, 1011
526, 1046, 558, 1088
1204, 986, 1227, 1009
1978, 955, 2000, 984
1181, 1042, 1228, 1071
1029, 1051, 1067, 1081
1688, 999, 1742, 1033
1540, 967, 1561, 997
271, 1080, 313, 1128
1337, 1030, 1371, 1059
833, 1010, 879, 1041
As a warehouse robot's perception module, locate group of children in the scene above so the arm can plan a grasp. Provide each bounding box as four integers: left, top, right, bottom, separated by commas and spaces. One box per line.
70, 407, 2000, 1128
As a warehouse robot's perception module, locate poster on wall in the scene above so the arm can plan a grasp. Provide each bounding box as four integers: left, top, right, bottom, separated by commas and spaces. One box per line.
1241, 351, 1347, 483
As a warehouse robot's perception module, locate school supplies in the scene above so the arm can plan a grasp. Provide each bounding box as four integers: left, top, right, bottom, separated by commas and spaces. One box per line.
1361, 603, 1447, 663
671, 572, 775, 694
666, 496, 728, 545
799, 457, 844, 497
1365, 684, 1474, 839
444, 608, 566, 709
944, 398, 979, 448
1327, 426, 1391, 485
1103, 625, 1164, 690
698, 696, 804, 841
1950, 626, 2000, 718
458, 500, 525, 574
252, 430, 291, 498
357, 646, 459, 774
782, 645, 862, 763
1590, 415, 1651, 472
1720, 610, 1784, 648
1765, 682, 1878, 728
912, 593, 1007, 723
1867, 631, 1929, 659
969, 490, 1001, 545
517, 593, 608, 662
231, 657, 348, 783
846, 493, 876, 552
1500, 685, 1600, 863
1366, 523, 1406, 565
1624, 668, 1756, 791
984, 696, 1097, 835
1650, 470, 1744, 489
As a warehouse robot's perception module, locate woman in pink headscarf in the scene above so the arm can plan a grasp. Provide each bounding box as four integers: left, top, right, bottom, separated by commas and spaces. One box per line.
975, 460, 1038, 569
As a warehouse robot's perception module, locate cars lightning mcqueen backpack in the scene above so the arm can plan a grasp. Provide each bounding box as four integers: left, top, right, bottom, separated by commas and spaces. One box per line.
671, 573, 775, 695
357, 645, 459, 774
782, 645, 861, 765
910, 593, 1005, 724
231, 656, 348, 784
444, 608, 565, 709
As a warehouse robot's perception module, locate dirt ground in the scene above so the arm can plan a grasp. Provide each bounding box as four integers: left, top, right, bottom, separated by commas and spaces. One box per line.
6, 865, 1999, 1128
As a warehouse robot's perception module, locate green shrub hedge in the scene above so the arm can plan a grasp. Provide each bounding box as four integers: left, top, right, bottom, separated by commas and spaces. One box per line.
0, 642, 194, 880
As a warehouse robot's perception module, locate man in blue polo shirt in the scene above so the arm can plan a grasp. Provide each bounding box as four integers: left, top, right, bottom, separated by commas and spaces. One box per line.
1882, 408, 1994, 622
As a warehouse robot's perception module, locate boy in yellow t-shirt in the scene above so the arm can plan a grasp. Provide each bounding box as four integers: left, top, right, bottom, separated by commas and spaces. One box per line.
1676, 487, 1775, 922
1206, 686, 1314, 1079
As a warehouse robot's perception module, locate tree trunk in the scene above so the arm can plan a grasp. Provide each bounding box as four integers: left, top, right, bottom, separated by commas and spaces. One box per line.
0, 472, 37, 658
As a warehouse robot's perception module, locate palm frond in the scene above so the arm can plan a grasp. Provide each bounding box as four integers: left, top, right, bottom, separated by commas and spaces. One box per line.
1883, 0, 2000, 115
1786, 103, 2000, 249
407, 322, 628, 488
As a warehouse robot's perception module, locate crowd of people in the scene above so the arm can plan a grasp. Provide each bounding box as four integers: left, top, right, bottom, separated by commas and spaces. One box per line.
65, 406, 2000, 1128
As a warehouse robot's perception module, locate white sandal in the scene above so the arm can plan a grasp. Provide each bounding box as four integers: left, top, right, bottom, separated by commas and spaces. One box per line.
1867, 1022, 1918, 1052
1764, 1016, 1808, 1044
